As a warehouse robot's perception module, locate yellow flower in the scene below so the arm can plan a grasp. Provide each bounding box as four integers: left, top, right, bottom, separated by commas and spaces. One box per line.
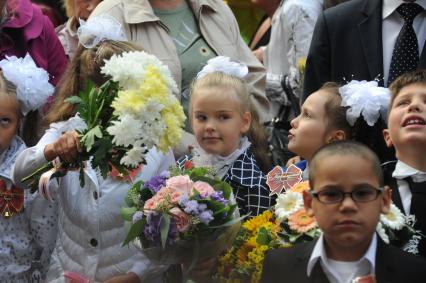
297, 57, 307, 73
112, 89, 147, 116
243, 210, 273, 232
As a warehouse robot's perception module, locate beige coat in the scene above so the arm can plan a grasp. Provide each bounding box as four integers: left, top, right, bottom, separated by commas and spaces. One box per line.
91, 0, 270, 122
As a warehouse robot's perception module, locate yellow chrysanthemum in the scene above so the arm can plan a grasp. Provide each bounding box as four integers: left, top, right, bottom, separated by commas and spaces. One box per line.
112, 89, 147, 116
243, 210, 273, 232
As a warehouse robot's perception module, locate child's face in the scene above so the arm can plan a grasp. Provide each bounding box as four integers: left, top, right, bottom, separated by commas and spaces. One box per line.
74, 0, 102, 20
0, 95, 19, 154
191, 87, 251, 156
304, 154, 391, 258
384, 83, 426, 150
288, 90, 333, 160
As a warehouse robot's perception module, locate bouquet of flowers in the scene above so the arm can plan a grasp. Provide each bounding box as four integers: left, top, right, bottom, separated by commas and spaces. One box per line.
216, 165, 422, 283
22, 51, 185, 195
215, 210, 288, 283
121, 162, 243, 268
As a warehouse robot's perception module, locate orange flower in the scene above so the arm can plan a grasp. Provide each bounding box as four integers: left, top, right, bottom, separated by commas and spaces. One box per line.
290, 181, 310, 193
288, 209, 317, 233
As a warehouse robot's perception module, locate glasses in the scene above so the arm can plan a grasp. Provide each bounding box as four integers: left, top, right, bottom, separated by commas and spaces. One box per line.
310, 187, 384, 204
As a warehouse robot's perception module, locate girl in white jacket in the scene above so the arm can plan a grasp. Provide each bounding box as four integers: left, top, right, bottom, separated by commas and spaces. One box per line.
13, 40, 174, 283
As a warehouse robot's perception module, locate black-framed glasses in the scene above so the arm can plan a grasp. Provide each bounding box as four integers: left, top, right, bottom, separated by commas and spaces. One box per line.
310, 187, 384, 204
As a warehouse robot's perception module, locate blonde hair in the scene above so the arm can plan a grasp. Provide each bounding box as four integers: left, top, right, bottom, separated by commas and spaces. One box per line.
0, 72, 39, 146
189, 72, 271, 172
62, 0, 74, 18
45, 40, 142, 125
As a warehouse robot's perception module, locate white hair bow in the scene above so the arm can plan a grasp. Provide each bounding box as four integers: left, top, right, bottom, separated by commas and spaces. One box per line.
339, 80, 391, 126
0, 53, 54, 115
77, 15, 127, 49
197, 56, 248, 79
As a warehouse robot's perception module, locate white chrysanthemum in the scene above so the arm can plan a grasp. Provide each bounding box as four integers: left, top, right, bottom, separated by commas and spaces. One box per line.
101, 51, 178, 92
120, 144, 147, 167
380, 203, 405, 230
107, 115, 142, 147
376, 222, 390, 244
274, 191, 303, 220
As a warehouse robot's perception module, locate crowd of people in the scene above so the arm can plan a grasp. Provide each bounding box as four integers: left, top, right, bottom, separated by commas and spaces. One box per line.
0, 0, 425, 282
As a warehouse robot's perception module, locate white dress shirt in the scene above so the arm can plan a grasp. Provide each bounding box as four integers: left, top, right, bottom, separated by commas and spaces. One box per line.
382, 0, 426, 86
307, 234, 377, 283
392, 160, 426, 214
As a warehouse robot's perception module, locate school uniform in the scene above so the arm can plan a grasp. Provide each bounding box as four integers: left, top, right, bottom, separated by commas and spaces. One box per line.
382, 160, 426, 257
261, 234, 426, 283
0, 136, 57, 282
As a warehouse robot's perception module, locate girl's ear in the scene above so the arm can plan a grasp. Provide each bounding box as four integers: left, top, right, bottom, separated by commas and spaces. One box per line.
240, 111, 252, 134
382, 129, 394, 148
326, 129, 346, 143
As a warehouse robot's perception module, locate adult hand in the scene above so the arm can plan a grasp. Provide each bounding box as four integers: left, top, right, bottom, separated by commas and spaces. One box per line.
44, 130, 81, 163
103, 272, 141, 283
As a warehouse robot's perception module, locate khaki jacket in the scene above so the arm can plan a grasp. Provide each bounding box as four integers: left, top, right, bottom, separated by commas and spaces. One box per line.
91, 0, 270, 121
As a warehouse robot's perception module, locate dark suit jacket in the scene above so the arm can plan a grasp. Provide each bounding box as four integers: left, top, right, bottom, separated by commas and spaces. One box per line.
303, 0, 426, 100
260, 238, 426, 283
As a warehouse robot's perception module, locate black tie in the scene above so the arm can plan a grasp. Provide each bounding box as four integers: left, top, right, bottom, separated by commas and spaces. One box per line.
388, 3, 424, 85
405, 177, 426, 257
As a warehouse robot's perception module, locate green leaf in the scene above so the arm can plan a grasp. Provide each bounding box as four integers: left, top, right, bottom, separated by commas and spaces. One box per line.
160, 214, 171, 249
214, 182, 232, 199
64, 96, 82, 105
257, 227, 272, 245
92, 139, 113, 167
81, 125, 103, 152
123, 219, 145, 246
120, 207, 138, 221
140, 187, 154, 202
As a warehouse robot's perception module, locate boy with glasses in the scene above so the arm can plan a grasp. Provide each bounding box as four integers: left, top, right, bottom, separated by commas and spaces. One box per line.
261, 141, 426, 283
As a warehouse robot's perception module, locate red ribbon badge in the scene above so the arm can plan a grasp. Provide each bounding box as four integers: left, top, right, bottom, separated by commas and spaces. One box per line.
0, 179, 24, 218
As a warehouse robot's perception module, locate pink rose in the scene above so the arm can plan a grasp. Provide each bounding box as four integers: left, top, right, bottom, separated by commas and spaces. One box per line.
171, 191, 183, 204
170, 207, 190, 232
166, 175, 193, 196
144, 198, 157, 211
192, 181, 216, 197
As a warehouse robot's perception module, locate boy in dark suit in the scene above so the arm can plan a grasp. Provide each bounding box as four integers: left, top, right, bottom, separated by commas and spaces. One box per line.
261, 141, 426, 283
383, 69, 426, 257
303, 0, 426, 100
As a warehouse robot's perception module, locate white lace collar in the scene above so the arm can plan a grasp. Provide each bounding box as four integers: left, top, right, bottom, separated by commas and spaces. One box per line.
192, 136, 251, 178
0, 136, 27, 180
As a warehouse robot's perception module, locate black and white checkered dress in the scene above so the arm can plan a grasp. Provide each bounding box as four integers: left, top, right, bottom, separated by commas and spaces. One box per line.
177, 150, 275, 217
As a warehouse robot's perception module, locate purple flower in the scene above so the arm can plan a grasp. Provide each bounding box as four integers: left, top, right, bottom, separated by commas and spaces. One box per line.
132, 211, 144, 224
199, 210, 214, 225
143, 212, 178, 246
145, 174, 167, 194
182, 200, 200, 214
211, 191, 228, 205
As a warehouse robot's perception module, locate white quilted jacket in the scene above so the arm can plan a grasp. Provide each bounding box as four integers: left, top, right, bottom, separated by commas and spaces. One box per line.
13, 121, 174, 282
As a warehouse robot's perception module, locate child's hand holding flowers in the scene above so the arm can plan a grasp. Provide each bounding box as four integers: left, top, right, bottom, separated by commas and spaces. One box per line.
21, 51, 185, 199
121, 165, 243, 278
